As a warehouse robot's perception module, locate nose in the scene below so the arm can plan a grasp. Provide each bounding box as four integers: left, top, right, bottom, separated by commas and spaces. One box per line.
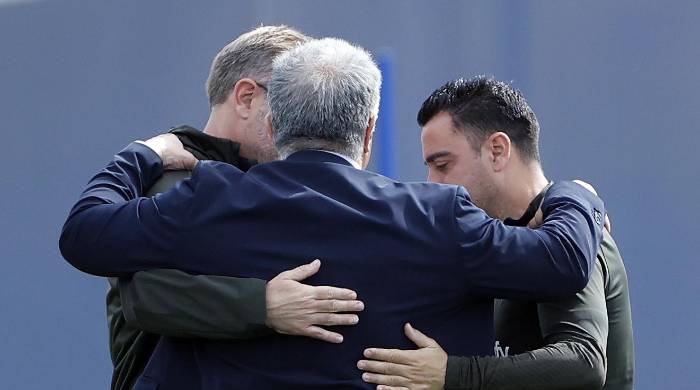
427, 170, 443, 184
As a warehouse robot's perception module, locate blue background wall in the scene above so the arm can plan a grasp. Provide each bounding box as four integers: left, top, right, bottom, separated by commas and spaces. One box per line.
1, 1, 697, 388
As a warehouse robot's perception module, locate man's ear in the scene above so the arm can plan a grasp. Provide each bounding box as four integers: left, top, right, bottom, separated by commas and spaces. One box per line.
364, 116, 377, 154
484, 132, 511, 172
226, 78, 257, 119
361, 116, 377, 168
265, 114, 275, 143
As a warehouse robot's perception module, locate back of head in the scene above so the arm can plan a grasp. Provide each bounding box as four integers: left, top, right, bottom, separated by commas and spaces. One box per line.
417, 76, 541, 162
267, 38, 382, 161
206, 25, 310, 107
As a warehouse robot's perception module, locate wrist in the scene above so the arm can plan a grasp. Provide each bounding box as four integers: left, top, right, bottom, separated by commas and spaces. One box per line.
264, 282, 273, 329
256, 279, 273, 329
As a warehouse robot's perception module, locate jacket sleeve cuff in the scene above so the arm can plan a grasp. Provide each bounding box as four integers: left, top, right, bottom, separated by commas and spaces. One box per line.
123, 141, 165, 192
444, 355, 473, 390
247, 278, 269, 329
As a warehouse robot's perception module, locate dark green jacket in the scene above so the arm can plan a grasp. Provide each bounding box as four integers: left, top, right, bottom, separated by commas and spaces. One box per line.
445, 230, 634, 390
107, 126, 269, 390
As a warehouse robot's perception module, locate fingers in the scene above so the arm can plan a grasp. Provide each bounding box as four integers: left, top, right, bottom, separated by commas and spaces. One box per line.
301, 325, 343, 344
162, 151, 198, 171
376, 386, 409, 390
527, 208, 544, 228
357, 360, 406, 376
403, 323, 437, 348
180, 150, 198, 170
277, 260, 359, 300
141, 133, 193, 170
573, 179, 598, 195
278, 259, 321, 281
315, 299, 364, 313
312, 285, 357, 300
364, 348, 412, 365
361, 372, 408, 388
310, 313, 359, 326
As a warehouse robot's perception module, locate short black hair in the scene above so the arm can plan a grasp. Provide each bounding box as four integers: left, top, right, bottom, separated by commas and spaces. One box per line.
417, 76, 540, 162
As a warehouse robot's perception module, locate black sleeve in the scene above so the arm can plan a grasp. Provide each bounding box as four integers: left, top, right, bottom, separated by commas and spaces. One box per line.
119, 269, 272, 339
445, 257, 609, 390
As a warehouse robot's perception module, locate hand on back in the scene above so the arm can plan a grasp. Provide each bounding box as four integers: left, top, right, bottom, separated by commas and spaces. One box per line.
266, 259, 365, 344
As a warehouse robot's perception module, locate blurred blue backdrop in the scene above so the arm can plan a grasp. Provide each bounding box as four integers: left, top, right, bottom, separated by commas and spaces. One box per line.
1, 1, 698, 388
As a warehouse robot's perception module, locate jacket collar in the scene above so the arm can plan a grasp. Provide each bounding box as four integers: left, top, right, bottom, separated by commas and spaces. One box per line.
169, 125, 255, 171
284, 150, 357, 168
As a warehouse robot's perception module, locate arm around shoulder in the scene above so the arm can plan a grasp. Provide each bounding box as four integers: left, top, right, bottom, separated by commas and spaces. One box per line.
59, 142, 203, 276
452, 181, 605, 300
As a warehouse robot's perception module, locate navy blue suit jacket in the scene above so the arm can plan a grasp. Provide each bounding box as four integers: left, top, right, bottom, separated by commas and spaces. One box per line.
60, 143, 604, 389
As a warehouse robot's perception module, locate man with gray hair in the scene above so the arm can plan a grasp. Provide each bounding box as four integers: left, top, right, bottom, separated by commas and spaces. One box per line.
99, 27, 364, 390
269, 37, 381, 166
61, 37, 605, 389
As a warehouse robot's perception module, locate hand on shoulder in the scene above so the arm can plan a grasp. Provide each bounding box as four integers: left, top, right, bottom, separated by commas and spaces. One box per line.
136, 133, 198, 171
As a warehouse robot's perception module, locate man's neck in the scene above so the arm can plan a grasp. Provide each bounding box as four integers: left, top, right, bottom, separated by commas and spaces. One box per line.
202, 111, 256, 161
501, 162, 549, 220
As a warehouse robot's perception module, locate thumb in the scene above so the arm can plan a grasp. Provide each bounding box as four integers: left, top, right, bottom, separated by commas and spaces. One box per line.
527, 208, 543, 229
404, 323, 437, 348
280, 259, 321, 281
182, 151, 198, 170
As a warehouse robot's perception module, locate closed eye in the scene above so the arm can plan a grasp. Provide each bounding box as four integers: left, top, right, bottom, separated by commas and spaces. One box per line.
435, 163, 448, 172
430, 161, 450, 173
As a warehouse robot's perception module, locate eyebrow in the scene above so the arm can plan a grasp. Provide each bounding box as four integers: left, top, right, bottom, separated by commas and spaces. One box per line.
424, 151, 451, 165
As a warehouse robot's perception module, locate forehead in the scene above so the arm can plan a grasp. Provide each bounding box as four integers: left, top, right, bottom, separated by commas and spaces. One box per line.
422, 111, 456, 136
421, 111, 470, 154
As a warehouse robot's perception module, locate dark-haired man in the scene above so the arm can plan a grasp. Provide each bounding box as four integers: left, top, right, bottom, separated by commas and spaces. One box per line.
104, 26, 365, 390
359, 76, 634, 390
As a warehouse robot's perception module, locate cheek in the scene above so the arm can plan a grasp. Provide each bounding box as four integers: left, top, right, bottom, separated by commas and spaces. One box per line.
256, 105, 269, 120
445, 165, 476, 188
467, 170, 497, 205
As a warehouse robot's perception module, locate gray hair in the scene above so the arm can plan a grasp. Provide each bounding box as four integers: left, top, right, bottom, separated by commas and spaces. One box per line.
206, 25, 309, 107
268, 38, 382, 161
